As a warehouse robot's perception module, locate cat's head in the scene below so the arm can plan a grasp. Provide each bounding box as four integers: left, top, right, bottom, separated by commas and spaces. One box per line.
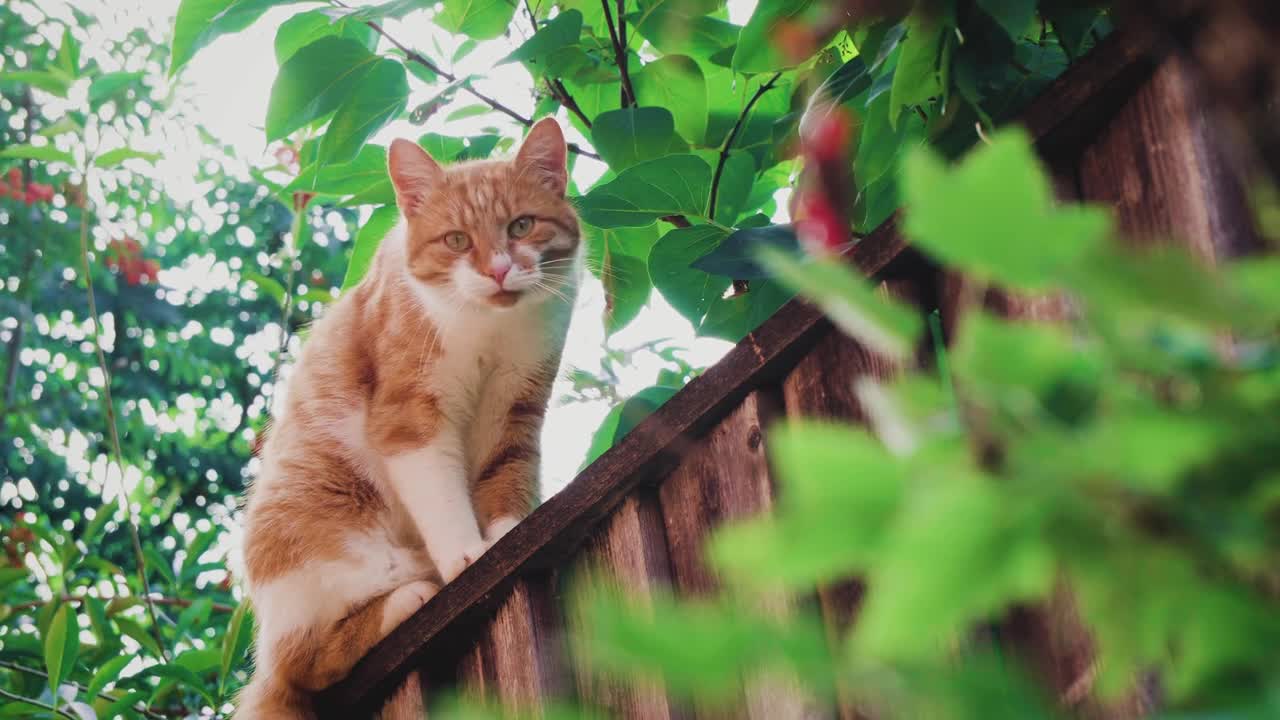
387, 118, 580, 309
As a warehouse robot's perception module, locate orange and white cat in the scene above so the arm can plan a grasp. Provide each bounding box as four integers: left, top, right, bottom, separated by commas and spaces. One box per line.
235, 118, 580, 719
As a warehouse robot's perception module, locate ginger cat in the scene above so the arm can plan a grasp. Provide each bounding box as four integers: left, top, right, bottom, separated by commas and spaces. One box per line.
236, 118, 580, 719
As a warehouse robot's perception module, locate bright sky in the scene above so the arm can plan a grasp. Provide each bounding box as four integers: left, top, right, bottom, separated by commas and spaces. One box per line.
30, 0, 763, 496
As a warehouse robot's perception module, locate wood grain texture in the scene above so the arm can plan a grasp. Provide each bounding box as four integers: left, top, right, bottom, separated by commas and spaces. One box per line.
781, 323, 905, 720
1079, 54, 1258, 260
567, 492, 679, 720
658, 392, 823, 719
454, 573, 565, 716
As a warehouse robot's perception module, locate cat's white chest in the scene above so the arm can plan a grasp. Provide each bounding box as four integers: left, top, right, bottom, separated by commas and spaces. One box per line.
429, 303, 548, 417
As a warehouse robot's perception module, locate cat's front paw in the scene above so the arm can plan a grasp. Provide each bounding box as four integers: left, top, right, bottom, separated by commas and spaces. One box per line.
484, 515, 520, 544
438, 553, 473, 584
380, 580, 439, 635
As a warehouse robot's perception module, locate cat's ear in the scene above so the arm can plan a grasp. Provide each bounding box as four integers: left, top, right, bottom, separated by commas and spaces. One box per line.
515, 118, 568, 196
388, 139, 442, 213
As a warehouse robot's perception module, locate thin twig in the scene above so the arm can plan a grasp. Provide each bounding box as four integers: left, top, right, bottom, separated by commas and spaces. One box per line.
661, 215, 692, 228
10, 594, 236, 614
0, 661, 172, 720
76, 174, 170, 664
708, 72, 782, 220
600, 0, 637, 106
0, 687, 78, 720
330, 0, 601, 159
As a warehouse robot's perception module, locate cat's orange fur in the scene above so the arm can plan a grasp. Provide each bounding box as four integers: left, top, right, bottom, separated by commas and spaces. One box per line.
235, 119, 579, 719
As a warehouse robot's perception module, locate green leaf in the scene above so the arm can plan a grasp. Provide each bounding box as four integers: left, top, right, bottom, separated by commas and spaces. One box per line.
889, 16, 946, 128
649, 224, 730, 326
265, 36, 381, 140
288, 143, 388, 197
501, 10, 583, 71
86, 654, 132, 700
435, 0, 518, 40
445, 104, 489, 122
274, 9, 377, 62
144, 546, 176, 585
976, 0, 1036, 39
615, 385, 681, 440
88, 71, 144, 110
630, 4, 737, 59
0, 69, 74, 97
244, 270, 287, 305
115, 615, 164, 659
93, 147, 162, 169
43, 604, 80, 691
631, 55, 708, 145
582, 403, 625, 470
335, 0, 423, 22
711, 151, 755, 224
171, 0, 311, 76
317, 59, 408, 165
732, 0, 816, 73
591, 107, 686, 171
854, 479, 1054, 662
576, 154, 713, 228
55, 27, 81, 76
146, 663, 218, 706
760, 249, 921, 360
0, 567, 29, 591
856, 88, 926, 190
1043, 4, 1103, 60
343, 205, 400, 290
0, 144, 76, 167
902, 128, 1111, 290
219, 601, 253, 698
692, 224, 798, 280
711, 422, 906, 588
698, 279, 792, 342
587, 224, 658, 335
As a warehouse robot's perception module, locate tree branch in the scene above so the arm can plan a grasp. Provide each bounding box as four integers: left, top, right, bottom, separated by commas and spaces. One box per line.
601, 0, 637, 107
10, 593, 236, 615
0, 687, 78, 720
331, 0, 601, 159
76, 172, 171, 664
0, 661, 173, 720
708, 72, 782, 221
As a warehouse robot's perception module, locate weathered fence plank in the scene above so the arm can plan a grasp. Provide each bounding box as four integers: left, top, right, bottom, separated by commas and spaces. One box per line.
1079, 55, 1258, 259
567, 492, 679, 720
454, 573, 566, 715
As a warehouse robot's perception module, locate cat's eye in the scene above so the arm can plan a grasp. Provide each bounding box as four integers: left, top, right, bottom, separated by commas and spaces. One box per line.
507, 216, 535, 238
443, 232, 471, 252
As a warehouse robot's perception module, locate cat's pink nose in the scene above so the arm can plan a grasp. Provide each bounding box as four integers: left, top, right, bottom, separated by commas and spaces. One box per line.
490, 259, 511, 287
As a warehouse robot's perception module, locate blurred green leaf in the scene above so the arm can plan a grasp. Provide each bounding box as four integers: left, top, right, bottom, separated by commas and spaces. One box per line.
760, 249, 921, 360
902, 128, 1111, 289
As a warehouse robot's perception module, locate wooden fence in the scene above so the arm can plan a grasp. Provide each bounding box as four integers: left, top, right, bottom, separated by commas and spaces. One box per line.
315, 18, 1260, 720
